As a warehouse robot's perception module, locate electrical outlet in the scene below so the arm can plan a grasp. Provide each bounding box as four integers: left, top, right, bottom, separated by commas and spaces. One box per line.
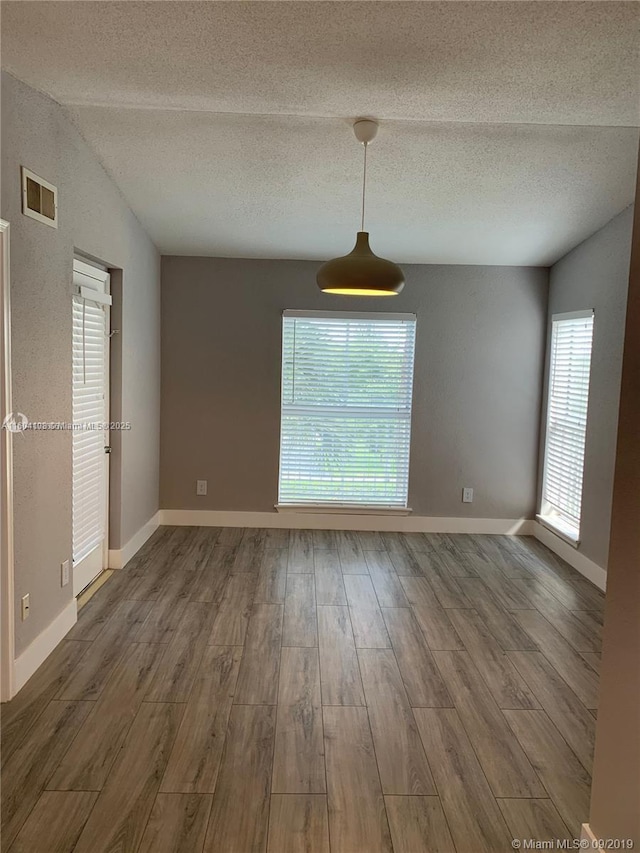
21, 593, 30, 621
196, 479, 208, 496
462, 487, 474, 503
61, 560, 70, 587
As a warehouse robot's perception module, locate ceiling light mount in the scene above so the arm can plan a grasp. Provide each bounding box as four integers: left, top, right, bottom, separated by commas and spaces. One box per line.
353, 119, 378, 145
317, 118, 405, 296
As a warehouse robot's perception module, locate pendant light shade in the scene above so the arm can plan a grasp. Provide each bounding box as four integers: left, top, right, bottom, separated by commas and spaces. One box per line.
317, 232, 404, 296
317, 119, 405, 296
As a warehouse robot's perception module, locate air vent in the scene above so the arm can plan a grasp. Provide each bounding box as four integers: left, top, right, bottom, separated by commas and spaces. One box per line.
21, 167, 58, 228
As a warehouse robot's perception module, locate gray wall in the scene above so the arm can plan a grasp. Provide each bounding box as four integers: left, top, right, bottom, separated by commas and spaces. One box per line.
1, 73, 161, 654
543, 206, 633, 570
161, 256, 548, 520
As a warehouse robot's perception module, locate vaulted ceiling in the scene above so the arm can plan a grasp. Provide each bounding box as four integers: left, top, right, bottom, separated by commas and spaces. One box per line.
2, 1, 639, 265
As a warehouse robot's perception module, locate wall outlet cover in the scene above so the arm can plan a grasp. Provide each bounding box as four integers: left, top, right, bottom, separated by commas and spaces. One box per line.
61, 560, 70, 587
21, 593, 30, 621
196, 479, 208, 496
462, 487, 474, 503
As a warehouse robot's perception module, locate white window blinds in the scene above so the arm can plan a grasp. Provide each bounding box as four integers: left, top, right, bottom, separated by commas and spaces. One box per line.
72, 274, 108, 565
541, 310, 594, 541
278, 311, 416, 507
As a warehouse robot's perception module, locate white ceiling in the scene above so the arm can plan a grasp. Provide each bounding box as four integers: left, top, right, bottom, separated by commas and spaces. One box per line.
2, 1, 639, 265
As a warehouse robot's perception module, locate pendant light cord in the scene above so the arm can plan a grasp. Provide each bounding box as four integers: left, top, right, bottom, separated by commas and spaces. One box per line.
361, 141, 368, 232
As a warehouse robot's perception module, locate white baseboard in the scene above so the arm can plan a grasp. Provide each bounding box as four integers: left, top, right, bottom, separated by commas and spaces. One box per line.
108, 510, 161, 569
160, 509, 536, 535
9, 511, 160, 699
13, 597, 77, 695
581, 823, 598, 844
533, 521, 607, 591
533, 522, 607, 591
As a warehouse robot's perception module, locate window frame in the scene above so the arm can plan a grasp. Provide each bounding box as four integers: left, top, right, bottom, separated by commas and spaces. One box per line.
538, 308, 594, 546
276, 309, 417, 513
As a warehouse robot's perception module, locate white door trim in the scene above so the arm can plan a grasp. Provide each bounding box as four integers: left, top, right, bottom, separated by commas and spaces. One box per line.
1, 220, 15, 702
72, 260, 111, 596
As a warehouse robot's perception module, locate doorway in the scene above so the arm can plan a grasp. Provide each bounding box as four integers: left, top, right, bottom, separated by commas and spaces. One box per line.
1, 220, 14, 702
72, 259, 111, 596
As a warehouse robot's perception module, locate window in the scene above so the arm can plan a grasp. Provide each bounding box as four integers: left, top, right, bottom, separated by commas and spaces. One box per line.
540, 310, 594, 543
278, 310, 417, 508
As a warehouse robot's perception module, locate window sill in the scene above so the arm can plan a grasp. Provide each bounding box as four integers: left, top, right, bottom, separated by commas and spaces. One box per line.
536, 514, 580, 548
275, 503, 412, 516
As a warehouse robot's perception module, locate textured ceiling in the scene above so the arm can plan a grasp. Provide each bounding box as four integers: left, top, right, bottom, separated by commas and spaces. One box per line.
3, 1, 639, 126
2, 1, 639, 264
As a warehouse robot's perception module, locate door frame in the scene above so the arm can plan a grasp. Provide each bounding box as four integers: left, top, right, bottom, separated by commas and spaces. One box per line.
72, 259, 111, 596
1, 220, 15, 702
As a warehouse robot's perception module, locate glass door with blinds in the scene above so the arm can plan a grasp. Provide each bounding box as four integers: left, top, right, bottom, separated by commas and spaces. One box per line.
72, 259, 111, 595
278, 310, 417, 509
540, 309, 594, 543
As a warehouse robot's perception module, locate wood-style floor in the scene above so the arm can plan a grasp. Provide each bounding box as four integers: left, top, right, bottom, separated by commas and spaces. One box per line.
1, 527, 604, 853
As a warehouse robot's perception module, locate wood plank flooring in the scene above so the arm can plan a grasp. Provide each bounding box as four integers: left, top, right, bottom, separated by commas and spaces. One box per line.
1, 527, 604, 852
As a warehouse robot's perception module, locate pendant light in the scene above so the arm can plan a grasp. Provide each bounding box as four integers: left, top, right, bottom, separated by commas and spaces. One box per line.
317, 119, 404, 296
